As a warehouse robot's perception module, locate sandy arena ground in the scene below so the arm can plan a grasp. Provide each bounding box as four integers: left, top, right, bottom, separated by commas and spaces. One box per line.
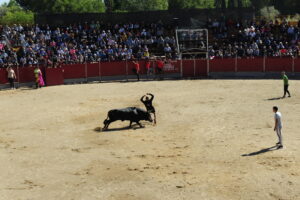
0, 80, 300, 200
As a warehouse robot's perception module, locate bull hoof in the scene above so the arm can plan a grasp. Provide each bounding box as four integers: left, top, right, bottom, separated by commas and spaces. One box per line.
94, 127, 103, 132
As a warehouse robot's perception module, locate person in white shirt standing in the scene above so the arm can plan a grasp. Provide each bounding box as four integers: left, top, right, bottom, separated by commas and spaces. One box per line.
7, 66, 16, 90
273, 106, 283, 149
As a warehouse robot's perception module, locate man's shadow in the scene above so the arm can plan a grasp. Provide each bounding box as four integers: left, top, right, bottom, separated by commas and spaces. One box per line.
266, 97, 282, 101
241, 146, 278, 157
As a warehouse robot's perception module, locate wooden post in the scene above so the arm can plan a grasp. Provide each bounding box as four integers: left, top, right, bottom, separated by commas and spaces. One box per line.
235, 56, 238, 73
98, 61, 102, 82
292, 56, 295, 74
180, 59, 183, 78
206, 53, 210, 77
263, 56, 266, 73
193, 57, 196, 77
126, 59, 128, 82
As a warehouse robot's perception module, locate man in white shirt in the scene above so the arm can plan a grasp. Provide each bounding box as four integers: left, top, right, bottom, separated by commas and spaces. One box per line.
7, 66, 16, 89
273, 106, 283, 149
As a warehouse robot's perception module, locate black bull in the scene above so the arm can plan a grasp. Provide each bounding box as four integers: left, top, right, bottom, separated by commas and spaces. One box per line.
103, 107, 153, 130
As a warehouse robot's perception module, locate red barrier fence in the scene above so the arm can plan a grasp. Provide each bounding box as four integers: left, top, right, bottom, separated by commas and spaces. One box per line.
87, 63, 100, 77
62, 64, 86, 79
182, 60, 194, 77
195, 59, 208, 76
1, 58, 300, 86
46, 68, 64, 86
237, 58, 264, 72
294, 58, 300, 72
0, 68, 8, 84
18, 67, 38, 83
265, 57, 293, 72
210, 58, 236, 72
102, 61, 127, 76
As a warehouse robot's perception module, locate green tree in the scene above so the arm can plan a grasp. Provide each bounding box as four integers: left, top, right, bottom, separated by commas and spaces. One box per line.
214, 0, 226, 9
168, 0, 186, 9
168, 0, 214, 10
237, 0, 243, 8
259, 6, 280, 19
227, 0, 251, 8
104, 0, 113, 12
273, 0, 300, 13
0, 0, 33, 25
0, 10, 34, 24
250, 0, 271, 9
228, 0, 236, 8
118, 0, 168, 12
104, 0, 124, 12
16, 0, 105, 13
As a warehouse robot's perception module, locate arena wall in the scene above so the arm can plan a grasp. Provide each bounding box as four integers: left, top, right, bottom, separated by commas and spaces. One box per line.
1, 58, 300, 89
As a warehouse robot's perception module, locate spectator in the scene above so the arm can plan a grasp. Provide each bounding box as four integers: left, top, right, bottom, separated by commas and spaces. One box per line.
7, 66, 16, 89
0, 22, 176, 67
207, 18, 300, 58
0, 19, 299, 67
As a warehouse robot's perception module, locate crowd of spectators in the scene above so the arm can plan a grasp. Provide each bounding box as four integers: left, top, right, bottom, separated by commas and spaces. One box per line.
1, 18, 300, 68
207, 18, 300, 58
0, 21, 177, 67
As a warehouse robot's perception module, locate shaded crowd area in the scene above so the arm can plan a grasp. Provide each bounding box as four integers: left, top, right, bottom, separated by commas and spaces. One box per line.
0, 18, 299, 68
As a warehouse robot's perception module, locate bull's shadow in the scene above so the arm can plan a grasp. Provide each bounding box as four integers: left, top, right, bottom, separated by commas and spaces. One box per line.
94, 124, 144, 133
241, 145, 278, 157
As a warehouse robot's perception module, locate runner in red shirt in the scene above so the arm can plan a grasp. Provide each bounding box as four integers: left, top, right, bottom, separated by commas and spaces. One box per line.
156, 58, 164, 74
132, 60, 140, 81
145, 59, 152, 79
156, 58, 165, 80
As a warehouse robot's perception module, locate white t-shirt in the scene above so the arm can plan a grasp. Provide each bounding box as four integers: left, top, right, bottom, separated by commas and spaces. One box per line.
7, 69, 15, 79
274, 112, 282, 128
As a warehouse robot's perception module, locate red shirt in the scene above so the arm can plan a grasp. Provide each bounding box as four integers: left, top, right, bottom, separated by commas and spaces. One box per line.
134, 63, 140, 72
157, 60, 164, 69
145, 61, 151, 69
280, 49, 287, 54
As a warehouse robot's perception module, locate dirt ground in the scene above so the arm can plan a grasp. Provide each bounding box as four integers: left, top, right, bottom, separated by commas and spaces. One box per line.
0, 80, 300, 200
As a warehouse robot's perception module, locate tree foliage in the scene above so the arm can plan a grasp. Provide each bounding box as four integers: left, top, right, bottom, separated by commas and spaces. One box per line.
16, 0, 105, 13
168, 0, 253, 10
0, 0, 33, 25
168, 0, 215, 10
273, 0, 300, 13
214, 0, 226, 9
5, 0, 300, 14
113, 0, 168, 12
250, 0, 271, 9
259, 6, 280, 20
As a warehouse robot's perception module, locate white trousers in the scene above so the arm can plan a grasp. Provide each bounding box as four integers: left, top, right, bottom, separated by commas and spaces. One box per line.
276, 127, 283, 146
